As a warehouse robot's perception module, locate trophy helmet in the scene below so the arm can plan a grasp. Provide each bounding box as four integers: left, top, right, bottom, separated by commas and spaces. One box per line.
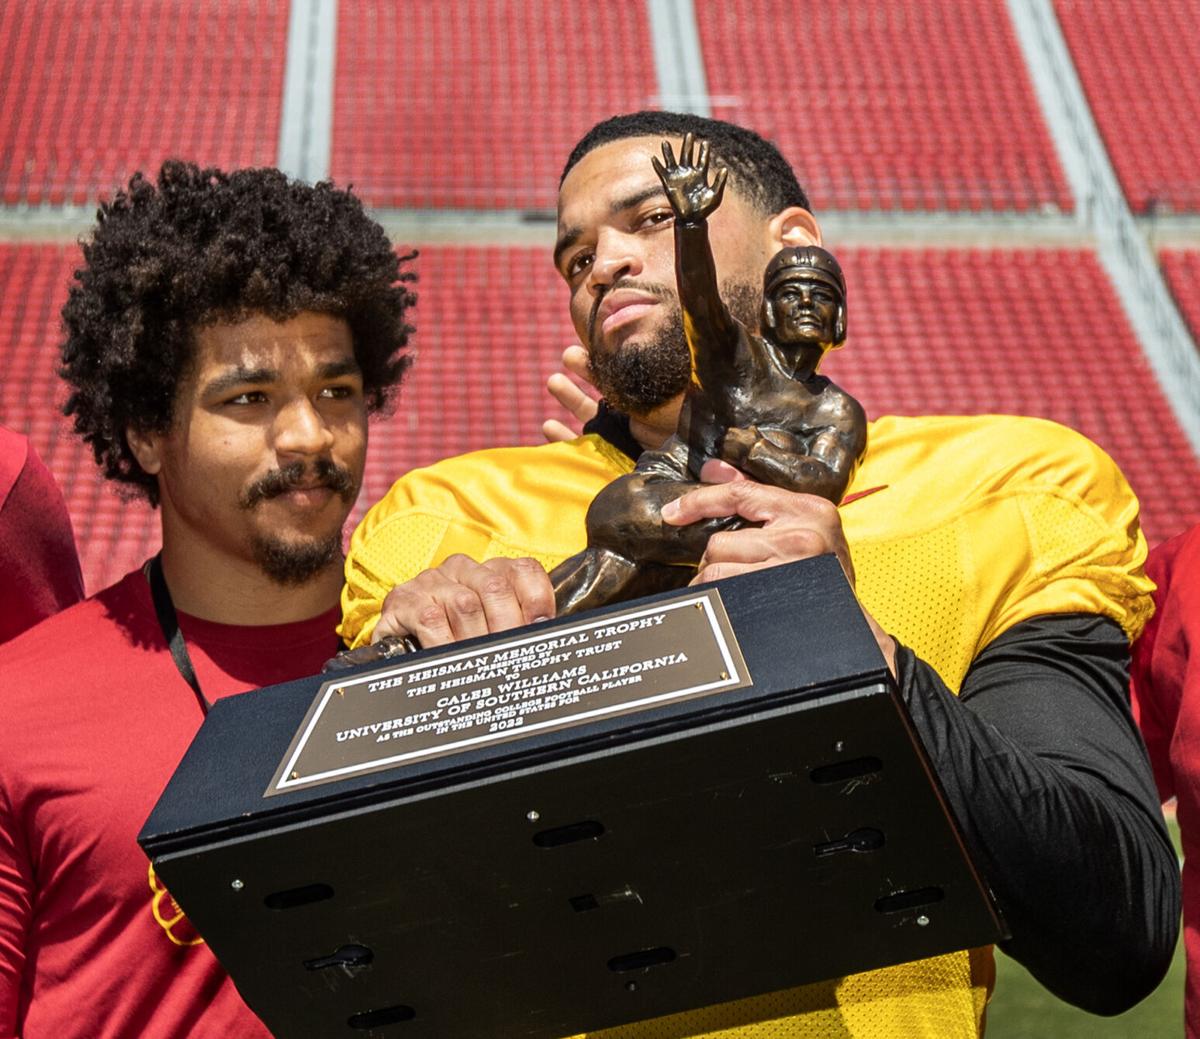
761, 245, 847, 349
763, 245, 846, 300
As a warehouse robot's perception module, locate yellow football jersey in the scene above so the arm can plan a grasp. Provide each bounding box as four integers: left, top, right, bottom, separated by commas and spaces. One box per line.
340, 413, 1152, 1038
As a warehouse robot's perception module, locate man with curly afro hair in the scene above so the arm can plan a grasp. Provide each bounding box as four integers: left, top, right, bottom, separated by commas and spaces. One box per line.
0, 161, 416, 1039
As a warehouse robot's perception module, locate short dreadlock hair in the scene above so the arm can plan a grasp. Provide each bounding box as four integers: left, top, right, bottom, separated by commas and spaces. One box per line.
60, 160, 416, 505
561, 111, 811, 215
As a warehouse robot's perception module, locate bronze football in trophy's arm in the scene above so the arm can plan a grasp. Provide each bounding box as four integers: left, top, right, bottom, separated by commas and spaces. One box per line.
549, 134, 867, 615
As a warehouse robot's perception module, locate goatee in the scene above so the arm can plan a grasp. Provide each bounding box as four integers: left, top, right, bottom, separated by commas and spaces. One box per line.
250, 531, 343, 586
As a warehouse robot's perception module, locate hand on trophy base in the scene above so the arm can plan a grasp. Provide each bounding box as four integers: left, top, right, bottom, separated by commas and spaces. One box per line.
322, 635, 418, 673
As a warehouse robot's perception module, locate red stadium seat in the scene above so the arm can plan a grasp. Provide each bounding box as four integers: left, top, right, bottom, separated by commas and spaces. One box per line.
697, 0, 1072, 213
331, 2, 660, 210
822, 246, 1199, 544
1056, 0, 1200, 213
1162, 250, 1200, 345
0, 0, 288, 206
0, 244, 158, 592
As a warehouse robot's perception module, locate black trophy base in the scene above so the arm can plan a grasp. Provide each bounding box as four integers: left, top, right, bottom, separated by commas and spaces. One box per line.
141, 556, 1004, 1038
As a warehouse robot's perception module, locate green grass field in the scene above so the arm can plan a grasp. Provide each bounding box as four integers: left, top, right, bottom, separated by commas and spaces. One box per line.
985, 817, 1184, 1038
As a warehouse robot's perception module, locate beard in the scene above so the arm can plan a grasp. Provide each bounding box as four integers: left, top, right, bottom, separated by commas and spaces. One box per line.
239, 457, 358, 585
587, 279, 762, 417
250, 530, 343, 585
587, 312, 691, 416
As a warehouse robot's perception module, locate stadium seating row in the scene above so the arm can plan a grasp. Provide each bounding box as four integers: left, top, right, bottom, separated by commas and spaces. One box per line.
699, 0, 1072, 213
2, 0, 1197, 214
1055, 0, 1200, 214
0, 0, 287, 207
1163, 250, 1200, 353
2, 243, 1195, 593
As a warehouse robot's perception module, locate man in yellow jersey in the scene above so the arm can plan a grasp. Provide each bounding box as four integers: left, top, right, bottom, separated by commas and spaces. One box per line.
340, 112, 1179, 1036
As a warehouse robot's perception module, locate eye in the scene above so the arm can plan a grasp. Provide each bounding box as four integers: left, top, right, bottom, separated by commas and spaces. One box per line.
227, 390, 268, 405
319, 384, 357, 400
565, 250, 594, 280
637, 209, 674, 230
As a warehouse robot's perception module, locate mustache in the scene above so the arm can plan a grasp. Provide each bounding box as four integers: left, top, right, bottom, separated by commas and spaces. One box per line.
240, 459, 356, 509
587, 278, 676, 346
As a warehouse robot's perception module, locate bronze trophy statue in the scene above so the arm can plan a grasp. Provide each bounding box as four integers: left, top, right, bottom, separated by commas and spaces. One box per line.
549, 133, 868, 614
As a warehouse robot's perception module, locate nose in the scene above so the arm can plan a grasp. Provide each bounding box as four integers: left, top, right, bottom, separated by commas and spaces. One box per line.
273, 396, 334, 458
588, 232, 642, 297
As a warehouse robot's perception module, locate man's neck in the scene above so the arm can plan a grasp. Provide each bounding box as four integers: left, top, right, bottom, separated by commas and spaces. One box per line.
157, 541, 342, 626
629, 401, 682, 453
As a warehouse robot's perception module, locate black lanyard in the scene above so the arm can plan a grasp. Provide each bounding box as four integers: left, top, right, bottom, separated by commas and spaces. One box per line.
147, 554, 211, 716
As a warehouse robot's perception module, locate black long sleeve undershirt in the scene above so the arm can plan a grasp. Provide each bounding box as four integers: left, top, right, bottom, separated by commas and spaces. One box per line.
896, 612, 1180, 1014
582, 416, 1178, 1011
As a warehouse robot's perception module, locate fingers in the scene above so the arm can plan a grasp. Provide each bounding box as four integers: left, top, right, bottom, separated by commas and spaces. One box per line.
699, 458, 750, 485
561, 344, 591, 384
497, 556, 556, 623
545, 371, 598, 423
543, 346, 599, 442
660, 482, 855, 586
712, 166, 728, 202
657, 137, 719, 180
693, 524, 835, 585
542, 418, 578, 443
651, 155, 667, 184
688, 512, 891, 675
661, 459, 886, 673
373, 555, 554, 649
662, 480, 834, 527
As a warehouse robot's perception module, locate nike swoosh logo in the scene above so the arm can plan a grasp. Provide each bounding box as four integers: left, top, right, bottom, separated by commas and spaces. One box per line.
840, 485, 888, 506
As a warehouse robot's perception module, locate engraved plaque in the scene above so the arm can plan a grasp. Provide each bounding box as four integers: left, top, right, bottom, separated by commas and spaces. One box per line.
268, 587, 750, 795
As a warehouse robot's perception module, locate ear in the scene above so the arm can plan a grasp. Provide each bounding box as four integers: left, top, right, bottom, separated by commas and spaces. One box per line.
125, 426, 165, 478
761, 298, 776, 331
833, 304, 847, 347
768, 206, 822, 249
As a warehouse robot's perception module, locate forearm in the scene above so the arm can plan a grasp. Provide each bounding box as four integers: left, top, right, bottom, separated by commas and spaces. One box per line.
896, 614, 1179, 1013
